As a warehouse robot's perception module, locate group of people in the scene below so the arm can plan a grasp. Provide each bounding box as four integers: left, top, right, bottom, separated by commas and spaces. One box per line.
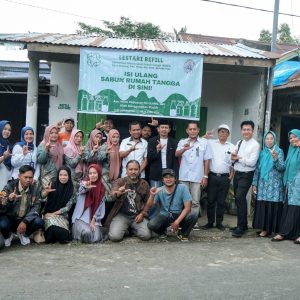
0, 116, 299, 250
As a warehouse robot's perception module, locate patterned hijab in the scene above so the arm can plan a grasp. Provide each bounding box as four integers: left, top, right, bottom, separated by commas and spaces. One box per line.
17, 126, 34, 151
259, 131, 280, 181
41, 125, 64, 169
0, 120, 12, 170
107, 129, 120, 181
283, 129, 300, 185
83, 164, 106, 221
64, 129, 85, 174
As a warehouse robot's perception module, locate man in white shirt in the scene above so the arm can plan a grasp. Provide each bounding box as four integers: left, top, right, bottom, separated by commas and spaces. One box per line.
231, 120, 260, 237
175, 121, 212, 218
119, 122, 148, 178
203, 124, 235, 231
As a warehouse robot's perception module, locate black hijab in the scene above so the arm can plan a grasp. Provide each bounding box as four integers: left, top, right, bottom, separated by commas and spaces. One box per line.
44, 166, 74, 213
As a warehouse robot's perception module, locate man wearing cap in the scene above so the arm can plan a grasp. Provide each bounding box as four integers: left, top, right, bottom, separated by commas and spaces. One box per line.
202, 124, 235, 231
95, 118, 114, 144
175, 121, 212, 220
57, 117, 75, 147
144, 168, 198, 241
147, 120, 178, 188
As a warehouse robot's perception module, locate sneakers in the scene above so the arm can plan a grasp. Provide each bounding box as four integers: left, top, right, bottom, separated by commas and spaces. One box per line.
17, 232, 30, 246
193, 223, 201, 231
4, 234, 13, 247
202, 223, 213, 230
159, 233, 167, 239
177, 233, 189, 242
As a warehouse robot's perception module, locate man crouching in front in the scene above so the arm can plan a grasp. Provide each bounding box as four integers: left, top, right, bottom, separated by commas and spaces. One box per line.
145, 168, 198, 242
105, 160, 151, 242
0, 165, 44, 247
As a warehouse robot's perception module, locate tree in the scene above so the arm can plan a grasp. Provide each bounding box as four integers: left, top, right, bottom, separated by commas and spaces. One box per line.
258, 29, 272, 43
278, 23, 294, 44
173, 26, 187, 41
77, 16, 172, 39
258, 23, 297, 44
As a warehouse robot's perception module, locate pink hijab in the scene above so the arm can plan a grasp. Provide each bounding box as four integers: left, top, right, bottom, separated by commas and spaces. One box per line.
64, 129, 86, 174
107, 129, 120, 181
88, 129, 102, 151
41, 125, 64, 169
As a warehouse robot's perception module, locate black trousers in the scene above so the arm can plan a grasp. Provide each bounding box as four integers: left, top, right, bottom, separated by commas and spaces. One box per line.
207, 173, 230, 225
233, 171, 254, 230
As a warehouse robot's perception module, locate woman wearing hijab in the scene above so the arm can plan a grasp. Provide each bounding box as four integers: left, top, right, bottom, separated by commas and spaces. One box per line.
0, 120, 13, 191
83, 129, 102, 165
72, 164, 106, 243
11, 126, 40, 181
252, 131, 285, 237
272, 129, 300, 243
63, 129, 86, 190
37, 125, 64, 188
98, 129, 120, 221
43, 166, 75, 243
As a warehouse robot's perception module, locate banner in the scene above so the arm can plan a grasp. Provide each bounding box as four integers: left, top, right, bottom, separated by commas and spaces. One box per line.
78, 48, 203, 120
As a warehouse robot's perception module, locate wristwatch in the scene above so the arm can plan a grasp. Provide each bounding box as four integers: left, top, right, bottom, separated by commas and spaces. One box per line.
203, 175, 208, 179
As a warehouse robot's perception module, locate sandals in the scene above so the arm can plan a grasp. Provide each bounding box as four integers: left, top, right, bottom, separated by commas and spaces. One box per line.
271, 235, 284, 242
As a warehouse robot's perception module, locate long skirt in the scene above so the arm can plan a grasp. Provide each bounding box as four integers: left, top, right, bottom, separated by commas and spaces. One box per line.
252, 200, 283, 234
279, 204, 300, 240
72, 219, 102, 243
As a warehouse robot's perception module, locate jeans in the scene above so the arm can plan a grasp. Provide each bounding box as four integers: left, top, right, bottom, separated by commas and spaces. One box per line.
0, 232, 4, 249
0, 215, 44, 239
180, 181, 201, 216
233, 171, 254, 230
108, 213, 151, 242
148, 212, 198, 237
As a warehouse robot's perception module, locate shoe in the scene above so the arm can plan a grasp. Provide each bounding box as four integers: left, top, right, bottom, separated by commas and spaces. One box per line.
294, 239, 300, 244
256, 231, 269, 238
17, 232, 30, 246
4, 234, 13, 247
193, 223, 201, 231
177, 233, 189, 242
201, 223, 213, 230
232, 227, 245, 238
216, 224, 225, 231
230, 225, 248, 231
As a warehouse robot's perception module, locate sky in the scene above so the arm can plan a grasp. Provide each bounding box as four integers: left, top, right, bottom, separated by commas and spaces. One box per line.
1, 0, 300, 41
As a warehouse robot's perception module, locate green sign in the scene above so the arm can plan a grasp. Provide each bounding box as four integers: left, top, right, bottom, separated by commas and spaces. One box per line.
78, 48, 203, 120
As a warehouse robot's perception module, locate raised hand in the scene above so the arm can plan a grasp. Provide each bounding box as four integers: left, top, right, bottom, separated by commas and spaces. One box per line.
56, 119, 64, 129
22, 143, 30, 155
183, 140, 192, 152
44, 182, 56, 195
96, 120, 105, 130
106, 145, 114, 153
270, 148, 277, 160
83, 181, 97, 189
3, 146, 12, 159
148, 117, 158, 127
93, 144, 100, 152
130, 142, 138, 152
79, 145, 85, 156
9, 187, 22, 201
118, 184, 132, 194
203, 129, 214, 139
150, 187, 163, 196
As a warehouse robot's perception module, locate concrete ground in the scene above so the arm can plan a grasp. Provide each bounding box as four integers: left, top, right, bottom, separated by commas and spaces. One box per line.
1, 213, 300, 300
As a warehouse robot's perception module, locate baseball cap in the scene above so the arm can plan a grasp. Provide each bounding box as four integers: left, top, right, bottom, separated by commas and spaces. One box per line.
218, 124, 230, 133
162, 168, 176, 177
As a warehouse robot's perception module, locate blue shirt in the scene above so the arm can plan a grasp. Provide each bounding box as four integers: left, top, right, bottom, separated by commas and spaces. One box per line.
154, 184, 192, 217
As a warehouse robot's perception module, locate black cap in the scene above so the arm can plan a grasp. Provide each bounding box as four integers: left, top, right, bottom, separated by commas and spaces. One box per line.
64, 117, 75, 124
162, 168, 176, 177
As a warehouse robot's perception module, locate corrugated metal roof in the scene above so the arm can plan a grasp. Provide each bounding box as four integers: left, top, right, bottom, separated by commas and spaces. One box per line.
0, 33, 275, 60
274, 70, 300, 90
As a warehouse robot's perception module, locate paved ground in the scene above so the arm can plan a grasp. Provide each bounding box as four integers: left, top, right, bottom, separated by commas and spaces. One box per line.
1, 214, 300, 300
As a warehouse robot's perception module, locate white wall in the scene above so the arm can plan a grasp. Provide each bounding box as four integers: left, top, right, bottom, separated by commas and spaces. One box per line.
202, 70, 263, 144
49, 62, 79, 125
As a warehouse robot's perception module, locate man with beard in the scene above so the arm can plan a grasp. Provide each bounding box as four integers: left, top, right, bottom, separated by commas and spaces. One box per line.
145, 168, 198, 241
105, 160, 151, 242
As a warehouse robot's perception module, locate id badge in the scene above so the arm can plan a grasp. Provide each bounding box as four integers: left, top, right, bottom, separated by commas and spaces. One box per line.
29, 161, 35, 168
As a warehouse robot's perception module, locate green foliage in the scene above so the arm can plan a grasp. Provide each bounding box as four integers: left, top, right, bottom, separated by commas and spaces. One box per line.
258, 23, 298, 44
77, 16, 172, 39
259, 29, 272, 43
